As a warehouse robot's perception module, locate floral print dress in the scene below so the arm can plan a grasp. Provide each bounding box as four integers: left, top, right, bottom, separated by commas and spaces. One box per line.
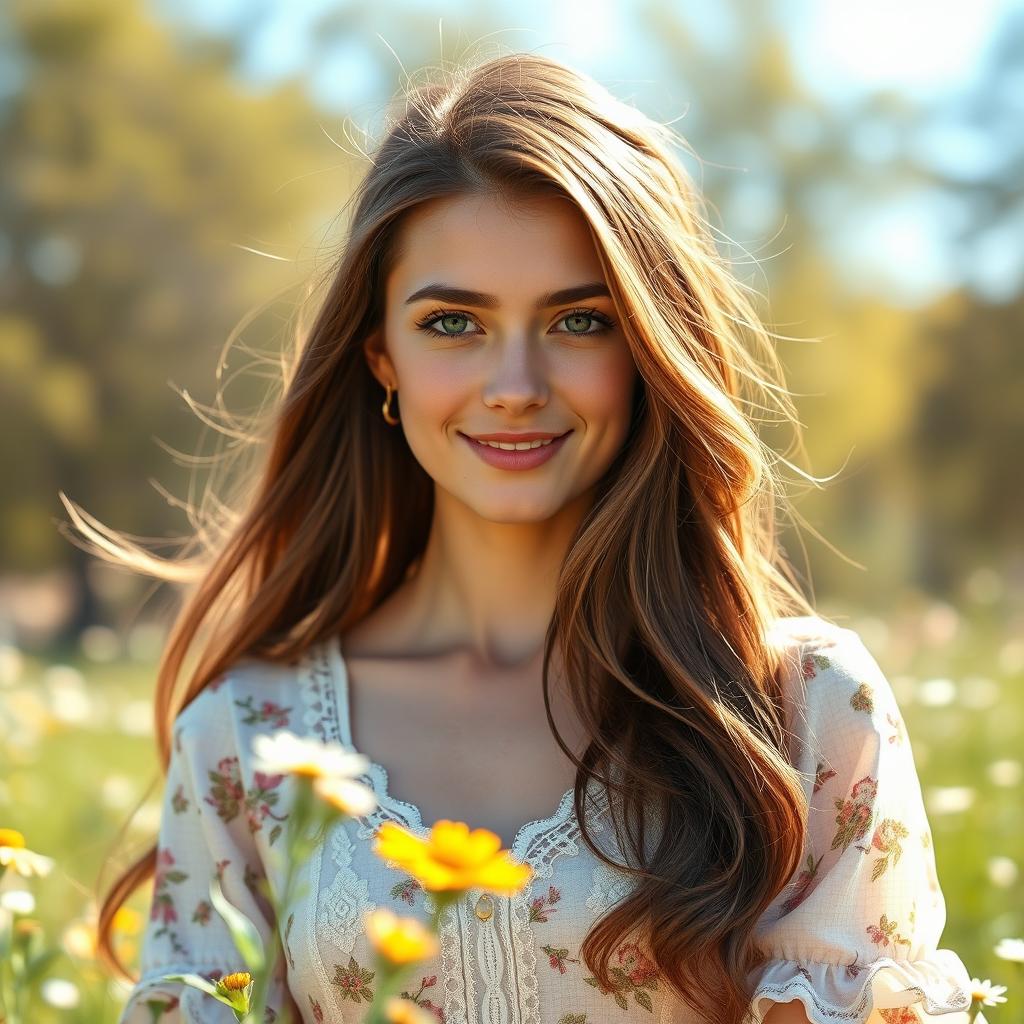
118, 615, 980, 1024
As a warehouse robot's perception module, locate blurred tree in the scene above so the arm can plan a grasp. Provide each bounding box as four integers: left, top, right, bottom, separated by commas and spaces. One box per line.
0, 0, 343, 644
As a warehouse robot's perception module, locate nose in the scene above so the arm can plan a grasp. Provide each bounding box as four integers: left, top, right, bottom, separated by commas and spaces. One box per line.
480, 336, 549, 415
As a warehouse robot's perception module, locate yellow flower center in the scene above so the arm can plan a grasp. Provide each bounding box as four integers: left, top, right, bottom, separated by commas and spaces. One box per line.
0, 829, 26, 849
221, 972, 251, 991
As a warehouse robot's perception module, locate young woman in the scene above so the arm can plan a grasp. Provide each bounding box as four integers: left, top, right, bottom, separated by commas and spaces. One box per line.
88, 52, 978, 1024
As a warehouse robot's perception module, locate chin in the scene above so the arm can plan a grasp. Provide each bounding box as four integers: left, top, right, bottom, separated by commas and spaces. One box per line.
470, 499, 564, 525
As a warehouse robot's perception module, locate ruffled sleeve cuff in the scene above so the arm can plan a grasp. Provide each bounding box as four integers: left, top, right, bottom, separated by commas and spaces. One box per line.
746, 952, 978, 1024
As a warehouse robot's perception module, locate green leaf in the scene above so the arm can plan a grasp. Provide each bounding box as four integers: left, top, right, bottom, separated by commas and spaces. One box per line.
209, 874, 266, 972
160, 972, 223, 1000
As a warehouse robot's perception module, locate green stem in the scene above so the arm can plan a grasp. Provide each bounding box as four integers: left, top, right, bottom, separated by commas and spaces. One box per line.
247, 780, 326, 1024
363, 891, 460, 1024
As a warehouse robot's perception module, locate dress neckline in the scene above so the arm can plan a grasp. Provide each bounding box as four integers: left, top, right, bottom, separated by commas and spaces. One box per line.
323, 632, 599, 863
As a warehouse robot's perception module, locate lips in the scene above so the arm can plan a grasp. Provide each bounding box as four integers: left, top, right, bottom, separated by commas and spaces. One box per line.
459, 429, 572, 470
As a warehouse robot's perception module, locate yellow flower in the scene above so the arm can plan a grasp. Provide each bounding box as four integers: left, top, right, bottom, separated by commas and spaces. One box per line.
384, 996, 437, 1024
364, 907, 439, 964
372, 820, 533, 895
312, 774, 378, 816
213, 971, 253, 1014
251, 731, 370, 781
0, 829, 54, 878
62, 904, 140, 962
113, 905, 143, 936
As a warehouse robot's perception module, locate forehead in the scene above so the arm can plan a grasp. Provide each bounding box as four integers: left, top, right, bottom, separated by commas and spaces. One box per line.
388, 191, 606, 300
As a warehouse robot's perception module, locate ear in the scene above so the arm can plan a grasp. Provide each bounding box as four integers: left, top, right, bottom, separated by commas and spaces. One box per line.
362, 327, 396, 389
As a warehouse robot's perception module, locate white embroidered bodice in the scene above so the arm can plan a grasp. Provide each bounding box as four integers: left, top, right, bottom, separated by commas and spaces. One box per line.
119, 616, 979, 1024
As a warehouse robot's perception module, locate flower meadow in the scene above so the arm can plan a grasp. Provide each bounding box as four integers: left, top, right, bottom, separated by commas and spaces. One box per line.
0, 601, 1022, 1022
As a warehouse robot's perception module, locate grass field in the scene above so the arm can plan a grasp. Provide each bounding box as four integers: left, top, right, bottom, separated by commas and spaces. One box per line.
1, 600, 1022, 1022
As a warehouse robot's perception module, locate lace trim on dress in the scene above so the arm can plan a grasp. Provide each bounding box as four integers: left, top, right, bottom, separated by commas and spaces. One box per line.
307, 634, 611, 1024
298, 639, 341, 746
745, 952, 973, 1023
318, 824, 374, 969
585, 858, 638, 916
508, 782, 612, 1024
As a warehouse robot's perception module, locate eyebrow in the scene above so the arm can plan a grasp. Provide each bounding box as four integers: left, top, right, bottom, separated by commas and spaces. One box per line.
403, 282, 611, 309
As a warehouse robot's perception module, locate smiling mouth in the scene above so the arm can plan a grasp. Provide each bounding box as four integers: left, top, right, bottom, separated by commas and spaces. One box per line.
459, 430, 571, 450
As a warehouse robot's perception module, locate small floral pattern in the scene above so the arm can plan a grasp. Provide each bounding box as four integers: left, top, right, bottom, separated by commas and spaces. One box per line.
390, 876, 424, 906
151, 847, 187, 925
869, 818, 910, 881
171, 783, 189, 814
832, 775, 877, 853
885, 711, 906, 745
191, 899, 212, 925
331, 955, 376, 1003
234, 695, 293, 728
866, 913, 912, 951
143, 995, 180, 1019
529, 884, 562, 923
780, 851, 825, 915
203, 755, 290, 844
812, 761, 837, 794
850, 682, 874, 713
582, 941, 660, 1012
543, 944, 581, 975
397, 975, 445, 1022
880, 1009, 920, 1023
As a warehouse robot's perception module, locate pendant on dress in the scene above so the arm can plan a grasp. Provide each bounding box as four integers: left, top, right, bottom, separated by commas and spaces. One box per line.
473, 892, 494, 921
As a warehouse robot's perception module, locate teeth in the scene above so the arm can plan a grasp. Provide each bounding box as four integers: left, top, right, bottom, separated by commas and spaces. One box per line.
476, 437, 555, 450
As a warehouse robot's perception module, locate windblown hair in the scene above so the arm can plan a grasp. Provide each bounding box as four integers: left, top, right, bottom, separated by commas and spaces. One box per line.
76, 49, 828, 1024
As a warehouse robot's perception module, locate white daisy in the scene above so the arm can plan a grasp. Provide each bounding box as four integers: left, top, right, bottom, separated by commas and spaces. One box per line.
0, 890, 36, 915
994, 936, 1024, 963
40, 978, 80, 1010
251, 730, 370, 780
0, 829, 55, 879
313, 774, 378, 817
969, 978, 1008, 1007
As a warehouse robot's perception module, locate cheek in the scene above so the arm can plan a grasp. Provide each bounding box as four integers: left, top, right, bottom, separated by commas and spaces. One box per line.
564, 350, 637, 428
398, 357, 472, 425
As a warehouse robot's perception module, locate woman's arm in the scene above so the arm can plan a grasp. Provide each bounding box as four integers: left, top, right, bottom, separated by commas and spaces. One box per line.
762, 1001, 812, 1024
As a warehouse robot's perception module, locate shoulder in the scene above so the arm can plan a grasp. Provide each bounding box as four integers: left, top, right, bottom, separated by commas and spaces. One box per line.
766, 614, 883, 695
171, 640, 331, 757
765, 615, 898, 770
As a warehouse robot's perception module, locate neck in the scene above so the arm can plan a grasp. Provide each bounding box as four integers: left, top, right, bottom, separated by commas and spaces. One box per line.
391, 484, 595, 671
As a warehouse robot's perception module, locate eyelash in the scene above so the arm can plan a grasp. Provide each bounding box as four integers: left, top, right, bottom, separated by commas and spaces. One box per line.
413, 306, 616, 340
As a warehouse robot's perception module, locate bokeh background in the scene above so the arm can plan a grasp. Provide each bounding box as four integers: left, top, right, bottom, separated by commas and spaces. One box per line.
1, 0, 1022, 1019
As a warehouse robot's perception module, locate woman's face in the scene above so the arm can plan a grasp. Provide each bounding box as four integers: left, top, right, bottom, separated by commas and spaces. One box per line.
365, 190, 638, 523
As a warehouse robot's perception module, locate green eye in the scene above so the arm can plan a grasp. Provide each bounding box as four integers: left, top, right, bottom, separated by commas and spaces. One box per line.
414, 309, 481, 338
413, 305, 616, 340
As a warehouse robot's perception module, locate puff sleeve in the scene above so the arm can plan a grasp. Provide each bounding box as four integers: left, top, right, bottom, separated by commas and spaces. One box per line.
118, 679, 289, 1023
746, 621, 980, 1024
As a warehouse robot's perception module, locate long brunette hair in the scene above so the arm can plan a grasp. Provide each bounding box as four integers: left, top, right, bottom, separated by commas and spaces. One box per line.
75, 50, 827, 1024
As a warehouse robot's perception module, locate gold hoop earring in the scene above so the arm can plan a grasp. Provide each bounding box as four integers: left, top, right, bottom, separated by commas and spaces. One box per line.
382, 383, 400, 425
